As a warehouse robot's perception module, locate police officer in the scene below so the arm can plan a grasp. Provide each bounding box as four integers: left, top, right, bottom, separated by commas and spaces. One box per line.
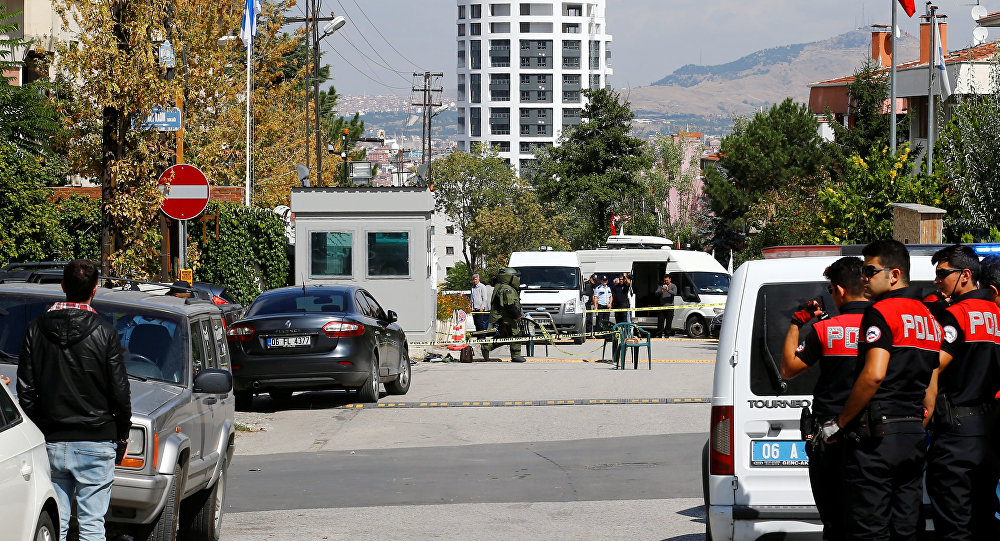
926, 245, 1000, 539
482, 268, 527, 363
977, 255, 1000, 523
780, 256, 868, 541
593, 275, 613, 331
583, 273, 598, 335
822, 240, 941, 539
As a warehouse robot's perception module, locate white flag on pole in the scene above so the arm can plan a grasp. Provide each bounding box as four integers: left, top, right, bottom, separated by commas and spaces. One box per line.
934, 16, 952, 100
240, 0, 261, 49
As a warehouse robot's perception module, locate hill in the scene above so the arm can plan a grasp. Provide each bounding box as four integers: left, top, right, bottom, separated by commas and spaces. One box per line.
628, 29, 919, 121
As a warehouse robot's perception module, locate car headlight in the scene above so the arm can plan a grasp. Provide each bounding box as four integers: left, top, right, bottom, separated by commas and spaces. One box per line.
564, 299, 577, 313
119, 426, 146, 469
714, 308, 725, 315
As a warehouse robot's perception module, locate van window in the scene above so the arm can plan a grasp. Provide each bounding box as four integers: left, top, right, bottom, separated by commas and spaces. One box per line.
689, 272, 730, 295
750, 281, 936, 397
514, 267, 579, 290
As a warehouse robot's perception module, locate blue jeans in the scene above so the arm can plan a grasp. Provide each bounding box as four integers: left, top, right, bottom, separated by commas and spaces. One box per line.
46, 441, 117, 541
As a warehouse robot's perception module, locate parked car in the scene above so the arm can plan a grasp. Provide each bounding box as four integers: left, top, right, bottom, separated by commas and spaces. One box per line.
188, 282, 245, 328
0, 377, 60, 541
0, 261, 70, 283
709, 312, 723, 338
228, 285, 410, 408
0, 282, 235, 541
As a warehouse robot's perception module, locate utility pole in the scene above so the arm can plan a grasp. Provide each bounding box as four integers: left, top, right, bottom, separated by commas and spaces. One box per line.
411, 72, 443, 180
926, 4, 937, 175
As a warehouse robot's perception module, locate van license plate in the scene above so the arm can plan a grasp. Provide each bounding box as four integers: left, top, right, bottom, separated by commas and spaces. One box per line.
267, 336, 311, 348
750, 440, 809, 467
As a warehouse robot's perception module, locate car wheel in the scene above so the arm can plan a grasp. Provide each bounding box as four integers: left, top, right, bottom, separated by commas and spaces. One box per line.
33, 510, 56, 541
686, 315, 707, 339
179, 454, 228, 541
385, 348, 411, 395
133, 463, 182, 541
269, 390, 293, 402
234, 390, 253, 411
356, 354, 380, 403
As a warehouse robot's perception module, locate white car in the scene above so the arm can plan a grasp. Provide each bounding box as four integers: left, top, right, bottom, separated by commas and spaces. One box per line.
0, 378, 60, 541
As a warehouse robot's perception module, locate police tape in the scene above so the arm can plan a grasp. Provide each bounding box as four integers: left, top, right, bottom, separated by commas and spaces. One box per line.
410, 326, 716, 349
467, 302, 726, 315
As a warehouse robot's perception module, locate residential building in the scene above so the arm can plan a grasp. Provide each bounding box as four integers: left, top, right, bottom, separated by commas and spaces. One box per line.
431, 212, 464, 285
3, 0, 75, 86
455, 1, 613, 173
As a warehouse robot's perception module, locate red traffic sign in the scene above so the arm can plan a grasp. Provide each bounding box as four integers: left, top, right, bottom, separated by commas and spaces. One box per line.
158, 164, 210, 220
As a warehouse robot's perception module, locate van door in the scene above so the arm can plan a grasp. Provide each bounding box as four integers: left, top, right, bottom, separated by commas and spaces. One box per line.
733, 281, 825, 509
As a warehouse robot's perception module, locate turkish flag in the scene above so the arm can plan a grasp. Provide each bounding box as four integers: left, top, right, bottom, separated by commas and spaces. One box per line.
898, 0, 916, 17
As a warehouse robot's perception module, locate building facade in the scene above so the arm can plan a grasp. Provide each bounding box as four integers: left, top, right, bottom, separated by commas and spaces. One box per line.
455, 1, 613, 172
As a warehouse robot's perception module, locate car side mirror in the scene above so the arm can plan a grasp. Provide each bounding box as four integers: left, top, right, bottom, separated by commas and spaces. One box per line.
681, 288, 700, 303
193, 369, 233, 394
387, 310, 398, 323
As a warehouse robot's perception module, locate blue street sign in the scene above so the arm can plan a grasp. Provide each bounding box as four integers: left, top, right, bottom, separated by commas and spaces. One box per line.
159, 39, 175, 68
137, 107, 182, 132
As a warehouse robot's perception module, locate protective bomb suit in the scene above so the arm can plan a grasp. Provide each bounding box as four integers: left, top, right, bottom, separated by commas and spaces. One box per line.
483, 268, 526, 363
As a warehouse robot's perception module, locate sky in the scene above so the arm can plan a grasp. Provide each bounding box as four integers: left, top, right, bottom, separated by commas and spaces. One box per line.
306, 0, 986, 96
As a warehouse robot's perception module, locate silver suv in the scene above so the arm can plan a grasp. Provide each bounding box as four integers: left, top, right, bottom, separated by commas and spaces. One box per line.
0, 283, 235, 541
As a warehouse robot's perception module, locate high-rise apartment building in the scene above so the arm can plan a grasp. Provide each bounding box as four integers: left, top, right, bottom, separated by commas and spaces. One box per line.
455, 1, 613, 172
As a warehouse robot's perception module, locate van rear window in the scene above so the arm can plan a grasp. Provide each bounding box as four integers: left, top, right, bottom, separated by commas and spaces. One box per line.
750, 281, 936, 397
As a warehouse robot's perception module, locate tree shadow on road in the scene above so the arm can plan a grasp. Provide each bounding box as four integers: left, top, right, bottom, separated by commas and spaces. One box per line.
241, 389, 381, 412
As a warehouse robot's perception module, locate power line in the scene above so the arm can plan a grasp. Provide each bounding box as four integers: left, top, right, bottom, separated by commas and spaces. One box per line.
346, 0, 425, 71
328, 47, 410, 90
334, 0, 413, 80
337, 28, 413, 83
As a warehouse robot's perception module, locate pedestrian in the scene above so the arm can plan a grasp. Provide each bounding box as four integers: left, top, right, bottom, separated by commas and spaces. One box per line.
780, 256, 868, 541
470, 273, 491, 332
482, 267, 527, 363
593, 275, 613, 331
583, 273, 597, 335
655, 274, 678, 337
17, 259, 132, 541
612, 273, 632, 325
925, 245, 1000, 539
821, 240, 941, 539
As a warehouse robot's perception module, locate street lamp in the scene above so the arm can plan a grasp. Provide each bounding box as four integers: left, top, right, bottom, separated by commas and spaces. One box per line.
313, 14, 346, 184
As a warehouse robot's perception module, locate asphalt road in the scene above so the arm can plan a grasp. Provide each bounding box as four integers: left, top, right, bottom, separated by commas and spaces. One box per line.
221, 338, 717, 540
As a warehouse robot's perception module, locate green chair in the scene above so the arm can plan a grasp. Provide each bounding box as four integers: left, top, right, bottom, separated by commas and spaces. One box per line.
613, 322, 651, 370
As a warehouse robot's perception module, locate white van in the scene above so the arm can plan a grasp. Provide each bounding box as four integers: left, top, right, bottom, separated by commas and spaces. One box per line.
577, 235, 730, 337
508, 250, 587, 344
704, 246, 940, 539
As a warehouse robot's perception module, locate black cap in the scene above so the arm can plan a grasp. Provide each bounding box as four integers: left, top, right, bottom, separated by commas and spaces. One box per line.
167, 281, 192, 296
590, 273, 597, 279
600, 275, 608, 281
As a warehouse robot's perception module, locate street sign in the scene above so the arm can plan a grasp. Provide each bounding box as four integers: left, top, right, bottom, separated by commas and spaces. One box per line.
158, 39, 176, 68
179, 269, 193, 285
158, 164, 210, 220
139, 107, 182, 132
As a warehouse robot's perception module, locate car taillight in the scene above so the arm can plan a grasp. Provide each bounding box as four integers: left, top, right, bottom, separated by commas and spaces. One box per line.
709, 405, 734, 475
322, 320, 365, 338
227, 325, 255, 342
212, 295, 228, 305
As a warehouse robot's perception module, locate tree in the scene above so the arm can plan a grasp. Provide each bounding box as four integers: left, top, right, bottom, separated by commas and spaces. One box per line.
466, 188, 570, 276
532, 88, 654, 248
935, 64, 1000, 240
0, 6, 61, 157
827, 60, 905, 166
653, 134, 710, 246
431, 144, 518, 272
0, 142, 64, 265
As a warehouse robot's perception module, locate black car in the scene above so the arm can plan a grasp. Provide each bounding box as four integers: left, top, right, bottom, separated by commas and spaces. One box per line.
0, 261, 70, 283
227, 285, 410, 408
190, 282, 244, 327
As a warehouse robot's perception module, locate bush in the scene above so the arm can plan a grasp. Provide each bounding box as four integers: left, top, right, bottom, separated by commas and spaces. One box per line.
437, 292, 471, 322
190, 202, 289, 305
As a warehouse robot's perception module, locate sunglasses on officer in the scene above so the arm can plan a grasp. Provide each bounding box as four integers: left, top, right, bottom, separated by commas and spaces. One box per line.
860, 265, 893, 279
934, 268, 964, 281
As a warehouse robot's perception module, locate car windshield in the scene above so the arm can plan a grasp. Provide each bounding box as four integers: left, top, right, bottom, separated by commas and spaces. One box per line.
0, 293, 188, 385
513, 267, 579, 290
247, 291, 351, 316
689, 272, 730, 295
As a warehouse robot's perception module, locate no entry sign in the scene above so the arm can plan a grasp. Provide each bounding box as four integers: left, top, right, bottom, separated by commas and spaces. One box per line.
158, 164, 209, 220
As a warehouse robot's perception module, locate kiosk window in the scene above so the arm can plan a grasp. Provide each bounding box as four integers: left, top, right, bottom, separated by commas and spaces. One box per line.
368, 232, 410, 277
311, 232, 353, 277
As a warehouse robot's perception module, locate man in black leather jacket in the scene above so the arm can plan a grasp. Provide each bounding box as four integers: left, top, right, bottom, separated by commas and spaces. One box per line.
17, 259, 131, 541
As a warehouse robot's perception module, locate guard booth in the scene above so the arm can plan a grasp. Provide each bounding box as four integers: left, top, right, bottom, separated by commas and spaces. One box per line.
290, 186, 437, 343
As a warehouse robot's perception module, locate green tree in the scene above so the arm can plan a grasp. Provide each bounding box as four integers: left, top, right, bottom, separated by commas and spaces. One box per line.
935, 65, 1000, 240
0, 6, 61, 156
827, 60, 909, 165
431, 144, 519, 272
654, 134, 709, 246
0, 142, 63, 265
532, 88, 654, 248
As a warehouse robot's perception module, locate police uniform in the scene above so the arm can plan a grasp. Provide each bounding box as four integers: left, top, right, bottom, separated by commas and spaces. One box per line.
927, 288, 1000, 540
845, 286, 941, 539
796, 301, 867, 540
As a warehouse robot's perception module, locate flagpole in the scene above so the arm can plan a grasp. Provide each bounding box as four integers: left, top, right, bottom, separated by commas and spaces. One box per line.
926, 5, 936, 175
245, 35, 252, 206
890, 0, 897, 153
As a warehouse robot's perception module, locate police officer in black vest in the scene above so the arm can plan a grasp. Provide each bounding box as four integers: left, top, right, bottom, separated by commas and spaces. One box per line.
821, 240, 941, 539
780, 256, 868, 541
926, 244, 1000, 539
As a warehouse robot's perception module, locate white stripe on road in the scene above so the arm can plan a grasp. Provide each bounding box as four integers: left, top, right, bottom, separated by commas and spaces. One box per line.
160, 185, 209, 199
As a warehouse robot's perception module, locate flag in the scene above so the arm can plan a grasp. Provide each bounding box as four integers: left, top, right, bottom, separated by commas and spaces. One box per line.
934, 16, 952, 100
240, 0, 261, 49
898, 0, 915, 18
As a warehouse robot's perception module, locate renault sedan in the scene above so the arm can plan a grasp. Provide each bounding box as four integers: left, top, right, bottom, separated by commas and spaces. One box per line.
227, 286, 410, 408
